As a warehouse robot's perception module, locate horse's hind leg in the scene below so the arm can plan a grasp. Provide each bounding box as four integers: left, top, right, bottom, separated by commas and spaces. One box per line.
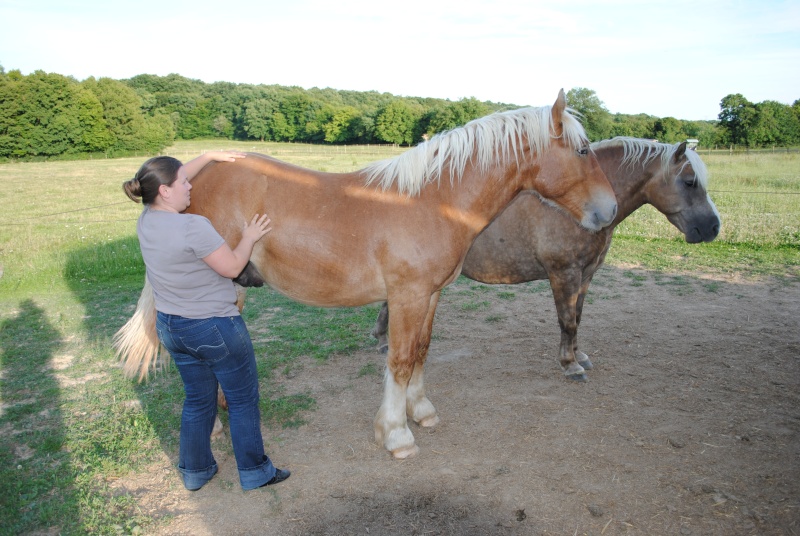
406, 292, 440, 428
371, 301, 390, 354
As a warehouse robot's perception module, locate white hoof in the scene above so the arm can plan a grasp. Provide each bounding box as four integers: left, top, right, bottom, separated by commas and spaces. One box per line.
418, 414, 440, 428
392, 444, 420, 459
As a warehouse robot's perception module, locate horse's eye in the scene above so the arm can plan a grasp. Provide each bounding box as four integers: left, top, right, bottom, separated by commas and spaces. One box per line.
578, 147, 589, 156
684, 179, 697, 188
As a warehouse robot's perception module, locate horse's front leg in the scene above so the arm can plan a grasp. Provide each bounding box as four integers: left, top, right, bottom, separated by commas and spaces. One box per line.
549, 273, 587, 382
406, 291, 440, 428
572, 276, 595, 372
374, 293, 439, 459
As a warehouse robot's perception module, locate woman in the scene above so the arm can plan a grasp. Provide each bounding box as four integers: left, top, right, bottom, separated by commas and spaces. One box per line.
122, 151, 290, 491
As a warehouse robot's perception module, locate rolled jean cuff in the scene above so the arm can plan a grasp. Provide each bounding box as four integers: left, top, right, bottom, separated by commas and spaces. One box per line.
239, 455, 277, 490
179, 462, 218, 491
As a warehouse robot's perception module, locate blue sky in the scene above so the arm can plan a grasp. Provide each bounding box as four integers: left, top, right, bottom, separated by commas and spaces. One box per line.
1, 0, 798, 120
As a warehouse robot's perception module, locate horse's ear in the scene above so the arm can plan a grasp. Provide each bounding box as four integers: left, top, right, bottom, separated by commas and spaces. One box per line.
674, 141, 687, 161
551, 88, 566, 137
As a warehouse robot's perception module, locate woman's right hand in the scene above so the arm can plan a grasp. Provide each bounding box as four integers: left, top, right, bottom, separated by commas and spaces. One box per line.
242, 214, 272, 244
203, 213, 273, 279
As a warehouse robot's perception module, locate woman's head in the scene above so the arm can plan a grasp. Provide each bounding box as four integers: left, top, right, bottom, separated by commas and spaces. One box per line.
123, 156, 183, 205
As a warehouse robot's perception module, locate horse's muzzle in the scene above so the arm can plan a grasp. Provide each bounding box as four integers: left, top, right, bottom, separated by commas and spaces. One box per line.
582, 195, 618, 231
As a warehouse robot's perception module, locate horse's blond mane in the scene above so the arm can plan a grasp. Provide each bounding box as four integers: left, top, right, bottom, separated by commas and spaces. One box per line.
364, 105, 589, 196
592, 137, 709, 190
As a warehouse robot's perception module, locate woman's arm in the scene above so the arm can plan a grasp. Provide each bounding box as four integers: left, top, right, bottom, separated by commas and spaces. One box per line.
202, 214, 272, 278
183, 151, 247, 182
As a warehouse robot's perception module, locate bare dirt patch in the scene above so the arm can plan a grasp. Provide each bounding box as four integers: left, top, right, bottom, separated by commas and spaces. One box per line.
114, 266, 800, 535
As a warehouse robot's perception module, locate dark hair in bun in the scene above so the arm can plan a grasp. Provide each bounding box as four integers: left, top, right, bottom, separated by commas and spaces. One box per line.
122, 156, 182, 204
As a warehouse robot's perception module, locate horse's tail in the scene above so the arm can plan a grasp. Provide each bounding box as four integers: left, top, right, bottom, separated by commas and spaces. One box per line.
112, 277, 169, 381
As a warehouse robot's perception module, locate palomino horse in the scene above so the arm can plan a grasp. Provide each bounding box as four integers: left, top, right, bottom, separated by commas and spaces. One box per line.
371, 137, 720, 381
113, 90, 618, 458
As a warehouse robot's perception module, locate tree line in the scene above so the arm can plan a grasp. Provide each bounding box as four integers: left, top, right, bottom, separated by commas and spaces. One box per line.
1, 66, 798, 160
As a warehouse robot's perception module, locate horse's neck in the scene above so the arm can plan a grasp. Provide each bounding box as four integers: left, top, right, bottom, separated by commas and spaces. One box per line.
600, 146, 656, 225
441, 161, 529, 231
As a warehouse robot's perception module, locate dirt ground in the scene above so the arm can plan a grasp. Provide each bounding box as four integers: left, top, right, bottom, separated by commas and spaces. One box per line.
114, 264, 800, 536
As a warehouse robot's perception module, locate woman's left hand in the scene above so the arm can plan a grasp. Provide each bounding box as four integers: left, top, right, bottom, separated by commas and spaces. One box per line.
207, 151, 247, 163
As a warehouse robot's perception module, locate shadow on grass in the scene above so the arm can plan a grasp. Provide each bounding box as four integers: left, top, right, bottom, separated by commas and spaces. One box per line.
62, 235, 185, 466
0, 299, 71, 533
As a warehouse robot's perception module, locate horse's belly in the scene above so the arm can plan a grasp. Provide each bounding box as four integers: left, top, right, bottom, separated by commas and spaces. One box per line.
255, 251, 386, 307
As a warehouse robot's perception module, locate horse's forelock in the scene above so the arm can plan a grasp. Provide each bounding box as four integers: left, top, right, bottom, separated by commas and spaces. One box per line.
364, 105, 589, 195
683, 147, 709, 190
592, 137, 709, 191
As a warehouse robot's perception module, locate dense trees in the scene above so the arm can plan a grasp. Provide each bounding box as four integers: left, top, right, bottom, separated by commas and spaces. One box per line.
717, 93, 800, 148
0, 70, 172, 157
565, 87, 800, 148
0, 67, 797, 160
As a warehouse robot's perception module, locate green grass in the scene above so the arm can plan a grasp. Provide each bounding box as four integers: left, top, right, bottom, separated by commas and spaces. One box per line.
0, 140, 798, 534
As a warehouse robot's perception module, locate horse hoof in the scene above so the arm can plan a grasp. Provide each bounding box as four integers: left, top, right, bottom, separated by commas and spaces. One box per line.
576, 352, 593, 370
566, 372, 589, 382
418, 414, 440, 428
391, 444, 420, 459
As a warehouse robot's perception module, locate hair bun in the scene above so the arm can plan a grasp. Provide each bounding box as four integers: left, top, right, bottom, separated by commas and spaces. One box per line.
123, 177, 143, 202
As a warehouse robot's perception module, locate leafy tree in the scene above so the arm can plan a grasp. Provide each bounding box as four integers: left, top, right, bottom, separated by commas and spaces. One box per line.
242, 99, 275, 141
566, 88, 612, 141
0, 71, 110, 157
374, 100, 423, 145
125, 73, 212, 139
347, 114, 376, 144
321, 105, 362, 143
212, 114, 233, 138
751, 100, 800, 146
652, 117, 683, 143
276, 93, 324, 142
426, 97, 491, 135
609, 113, 656, 139
84, 76, 174, 153
82, 77, 144, 151
718, 93, 757, 147
682, 120, 720, 148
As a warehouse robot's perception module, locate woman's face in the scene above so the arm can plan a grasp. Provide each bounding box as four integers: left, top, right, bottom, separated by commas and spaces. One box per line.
163, 167, 192, 211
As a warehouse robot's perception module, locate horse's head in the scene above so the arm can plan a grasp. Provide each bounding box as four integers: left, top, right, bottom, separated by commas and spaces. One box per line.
645, 142, 720, 243
528, 90, 617, 232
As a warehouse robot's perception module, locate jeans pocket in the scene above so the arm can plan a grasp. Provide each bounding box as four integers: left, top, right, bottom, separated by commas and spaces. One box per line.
179, 325, 230, 364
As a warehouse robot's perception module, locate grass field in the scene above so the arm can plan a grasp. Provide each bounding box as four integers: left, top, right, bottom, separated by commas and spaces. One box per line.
0, 140, 797, 534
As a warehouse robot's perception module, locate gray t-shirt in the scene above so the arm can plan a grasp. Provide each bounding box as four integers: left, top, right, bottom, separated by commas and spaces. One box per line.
137, 207, 240, 318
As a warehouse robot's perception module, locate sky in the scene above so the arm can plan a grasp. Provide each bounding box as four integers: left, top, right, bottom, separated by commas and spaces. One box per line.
1, 0, 798, 121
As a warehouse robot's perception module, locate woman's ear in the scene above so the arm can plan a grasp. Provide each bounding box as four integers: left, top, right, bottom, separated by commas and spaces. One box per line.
158, 184, 170, 199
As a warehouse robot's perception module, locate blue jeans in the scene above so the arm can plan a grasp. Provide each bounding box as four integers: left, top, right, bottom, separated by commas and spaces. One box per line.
155, 312, 277, 491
